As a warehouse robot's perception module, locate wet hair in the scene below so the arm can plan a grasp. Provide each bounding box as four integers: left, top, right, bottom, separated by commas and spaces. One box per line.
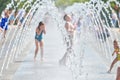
63, 14, 67, 20
4, 11, 9, 18
113, 40, 118, 45
9, 8, 12, 11
113, 40, 119, 49
114, 40, 117, 43
38, 21, 44, 30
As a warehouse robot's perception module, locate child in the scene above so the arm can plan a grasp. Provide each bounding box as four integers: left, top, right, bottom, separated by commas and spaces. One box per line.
108, 40, 120, 73
0, 11, 9, 38
34, 22, 46, 62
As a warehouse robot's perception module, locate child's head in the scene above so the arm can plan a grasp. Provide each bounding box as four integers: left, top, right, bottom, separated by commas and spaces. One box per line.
38, 21, 44, 29
113, 40, 118, 48
63, 14, 72, 21
4, 10, 9, 18
114, 40, 118, 44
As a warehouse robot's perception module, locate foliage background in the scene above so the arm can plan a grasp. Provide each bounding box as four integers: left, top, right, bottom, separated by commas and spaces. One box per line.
0, 0, 120, 16
0, 0, 36, 15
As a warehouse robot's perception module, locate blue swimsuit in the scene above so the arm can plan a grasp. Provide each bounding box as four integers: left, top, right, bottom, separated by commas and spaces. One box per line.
35, 31, 43, 42
0, 17, 8, 30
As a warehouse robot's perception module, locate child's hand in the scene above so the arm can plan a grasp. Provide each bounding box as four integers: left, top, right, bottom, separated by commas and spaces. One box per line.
112, 53, 114, 56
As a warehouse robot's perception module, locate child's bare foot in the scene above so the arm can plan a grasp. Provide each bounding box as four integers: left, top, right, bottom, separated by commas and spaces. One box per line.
41, 58, 43, 62
107, 70, 111, 73
34, 57, 36, 62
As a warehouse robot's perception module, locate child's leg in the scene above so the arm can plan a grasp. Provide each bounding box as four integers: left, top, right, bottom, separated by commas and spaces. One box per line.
109, 58, 118, 72
116, 67, 120, 80
40, 40, 44, 61
34, 40, 39, 61
4, 30, 7, 38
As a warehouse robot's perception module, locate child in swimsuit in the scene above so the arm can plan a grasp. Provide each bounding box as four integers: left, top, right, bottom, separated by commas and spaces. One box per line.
0, 11, 9, 38
108, 40, 120, 73
34, 22, 46, 62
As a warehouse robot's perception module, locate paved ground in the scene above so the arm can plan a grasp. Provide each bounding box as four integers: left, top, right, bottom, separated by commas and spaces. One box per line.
79, 43, 116, 80
12, 21, 118, 80
0, 19, 119, 80
0, 24, 35, 80
12, 20, 73, 80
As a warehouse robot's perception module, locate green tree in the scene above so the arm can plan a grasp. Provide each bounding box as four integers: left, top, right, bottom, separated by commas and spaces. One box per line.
0, 0, 11, 15
0, 0, 37, 17
55, 0, 90, 7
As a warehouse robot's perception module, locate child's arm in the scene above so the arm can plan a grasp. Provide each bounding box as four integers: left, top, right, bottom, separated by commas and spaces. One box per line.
43, 27, 46, 34
36, 28, 40, 35
65, 22, 69, 31
41, 26, 46, 34
112, 50, 115, 56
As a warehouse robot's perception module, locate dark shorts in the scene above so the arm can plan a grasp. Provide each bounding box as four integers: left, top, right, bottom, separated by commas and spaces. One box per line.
0, 22, 8, 30
20, 18, 24, 23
